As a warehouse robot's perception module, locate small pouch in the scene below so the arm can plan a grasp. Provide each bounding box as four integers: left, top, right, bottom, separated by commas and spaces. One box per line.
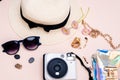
92, 49, 120, 80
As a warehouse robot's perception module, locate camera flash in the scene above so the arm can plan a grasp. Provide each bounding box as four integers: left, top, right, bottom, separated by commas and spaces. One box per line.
55, 72, 60, 75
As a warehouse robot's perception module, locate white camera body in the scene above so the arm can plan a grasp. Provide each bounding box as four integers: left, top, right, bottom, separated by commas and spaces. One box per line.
43, 53, 77, 80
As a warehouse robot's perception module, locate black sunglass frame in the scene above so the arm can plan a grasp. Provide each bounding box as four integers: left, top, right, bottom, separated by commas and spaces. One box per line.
2, 36, 41, 55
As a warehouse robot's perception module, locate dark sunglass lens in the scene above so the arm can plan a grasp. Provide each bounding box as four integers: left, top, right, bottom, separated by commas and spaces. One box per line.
23, 36, 40, 50
2, 41, 19, 55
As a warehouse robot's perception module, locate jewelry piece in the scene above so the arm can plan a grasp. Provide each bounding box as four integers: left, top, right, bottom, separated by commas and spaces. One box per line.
71, 37, 81, 48
77, 8, 90, 23
71, 20, 79, 29
14, 54, 20, 60
82, 28, 91, 35
28, 57, 35, 64
61, 8, 90, 35
81, 20, 120, 49
61, 21, 78, 35
70, 8, 90, 49
83, 37, 88, 48
15, 63, 22, 69
71, 37, 88, 49
61, 27, 70, 35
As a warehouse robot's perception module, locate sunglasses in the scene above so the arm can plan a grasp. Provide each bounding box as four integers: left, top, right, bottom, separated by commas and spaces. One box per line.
2, 36, 41, 55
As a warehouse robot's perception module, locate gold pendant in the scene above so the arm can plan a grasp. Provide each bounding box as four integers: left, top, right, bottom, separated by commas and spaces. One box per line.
71, 37, 81, 48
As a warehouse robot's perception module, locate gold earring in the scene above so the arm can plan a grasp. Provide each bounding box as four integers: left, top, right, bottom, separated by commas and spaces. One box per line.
71, 37, 81, 48
15, 63, 22, 69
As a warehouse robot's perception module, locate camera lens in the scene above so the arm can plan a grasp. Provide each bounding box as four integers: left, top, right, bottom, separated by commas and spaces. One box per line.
54, 65, 61, 72
47, 58, 68, 79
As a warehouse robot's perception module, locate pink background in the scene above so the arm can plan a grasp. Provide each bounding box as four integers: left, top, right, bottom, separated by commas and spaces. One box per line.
0, 0, 120, 80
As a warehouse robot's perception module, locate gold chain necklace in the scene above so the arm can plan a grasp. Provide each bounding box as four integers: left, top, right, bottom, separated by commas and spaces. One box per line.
82, 20, 120, 49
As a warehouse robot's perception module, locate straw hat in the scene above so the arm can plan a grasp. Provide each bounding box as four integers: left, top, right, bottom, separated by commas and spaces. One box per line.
9, 0, 81, 45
